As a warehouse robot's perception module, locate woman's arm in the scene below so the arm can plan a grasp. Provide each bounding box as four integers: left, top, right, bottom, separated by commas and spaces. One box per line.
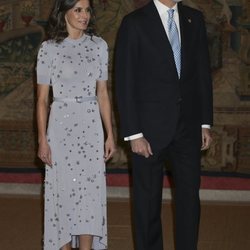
36, 84, 52, 166
96, 80, 116, 162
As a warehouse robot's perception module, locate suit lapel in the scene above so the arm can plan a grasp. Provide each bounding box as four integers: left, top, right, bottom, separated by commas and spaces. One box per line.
178, 3, 192, 79
142, 2, 194, 80
142, 2, 177, 69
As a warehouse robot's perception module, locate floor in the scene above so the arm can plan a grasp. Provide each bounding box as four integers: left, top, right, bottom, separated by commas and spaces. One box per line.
0, 195, 249, 250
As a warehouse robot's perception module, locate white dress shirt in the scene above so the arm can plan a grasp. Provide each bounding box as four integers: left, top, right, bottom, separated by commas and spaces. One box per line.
124, 0, 210, 141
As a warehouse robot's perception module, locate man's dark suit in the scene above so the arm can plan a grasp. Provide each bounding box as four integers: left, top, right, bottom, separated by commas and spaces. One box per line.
115, 1, 213, 250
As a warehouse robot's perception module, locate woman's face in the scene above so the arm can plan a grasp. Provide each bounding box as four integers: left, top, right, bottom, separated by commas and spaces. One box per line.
65, 0, 91, 36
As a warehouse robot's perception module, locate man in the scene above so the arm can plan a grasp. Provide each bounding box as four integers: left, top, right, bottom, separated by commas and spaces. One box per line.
115, 0, 213, 250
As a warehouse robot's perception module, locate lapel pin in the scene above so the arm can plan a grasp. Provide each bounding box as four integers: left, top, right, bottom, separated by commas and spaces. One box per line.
188, 18, 192, 23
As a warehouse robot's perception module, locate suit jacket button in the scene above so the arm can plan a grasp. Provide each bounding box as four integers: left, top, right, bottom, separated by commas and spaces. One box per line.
177, 98, 182, 103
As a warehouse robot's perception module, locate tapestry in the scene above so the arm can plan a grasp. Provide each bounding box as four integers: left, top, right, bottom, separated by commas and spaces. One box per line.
0, 0, 250, 176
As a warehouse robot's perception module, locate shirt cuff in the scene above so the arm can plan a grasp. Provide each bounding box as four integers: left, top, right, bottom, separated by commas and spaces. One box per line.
124, 126, 210, 141
202, 124, 211, 129
124, 133, 144, 141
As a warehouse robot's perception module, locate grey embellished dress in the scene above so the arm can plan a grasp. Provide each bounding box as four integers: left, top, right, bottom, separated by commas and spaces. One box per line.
37, 35, 108, 250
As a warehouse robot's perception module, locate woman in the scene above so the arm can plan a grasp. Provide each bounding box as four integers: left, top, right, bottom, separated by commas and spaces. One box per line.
36, 0, 116, 249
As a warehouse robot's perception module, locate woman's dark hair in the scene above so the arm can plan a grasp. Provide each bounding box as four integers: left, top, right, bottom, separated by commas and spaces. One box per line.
47, 0, 95, 43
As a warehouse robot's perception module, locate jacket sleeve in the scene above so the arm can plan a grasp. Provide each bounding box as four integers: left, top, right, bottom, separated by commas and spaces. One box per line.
115, 16, 142, 138
197, 12, 213, 126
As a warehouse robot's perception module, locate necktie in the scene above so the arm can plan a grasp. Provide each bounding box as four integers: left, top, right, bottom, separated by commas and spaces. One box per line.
167, 9, 181, 78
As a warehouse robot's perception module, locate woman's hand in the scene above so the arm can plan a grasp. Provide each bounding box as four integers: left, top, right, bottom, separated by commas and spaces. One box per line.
96, 80, 116, 162
37, 84, 51, 166
38, 140, 52, 167
104, 136, 116, 162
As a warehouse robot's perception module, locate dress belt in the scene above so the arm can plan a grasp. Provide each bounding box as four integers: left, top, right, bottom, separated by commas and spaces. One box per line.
53, 96, 97, 103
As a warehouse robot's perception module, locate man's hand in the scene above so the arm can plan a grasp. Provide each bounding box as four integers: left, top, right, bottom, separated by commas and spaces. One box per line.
201, 128, 212, 151
130, 137, 153, 158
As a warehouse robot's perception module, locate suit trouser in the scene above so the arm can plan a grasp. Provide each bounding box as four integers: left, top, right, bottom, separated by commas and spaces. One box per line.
131, 125, 202, 250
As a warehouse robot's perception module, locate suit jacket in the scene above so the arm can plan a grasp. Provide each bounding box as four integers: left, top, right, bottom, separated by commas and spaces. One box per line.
115, 1, 213, 149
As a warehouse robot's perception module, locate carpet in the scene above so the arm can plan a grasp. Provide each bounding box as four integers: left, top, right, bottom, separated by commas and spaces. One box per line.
0, 167, 249, 190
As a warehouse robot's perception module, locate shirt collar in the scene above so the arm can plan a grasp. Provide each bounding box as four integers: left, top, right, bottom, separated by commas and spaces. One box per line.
153, 0, 178, 16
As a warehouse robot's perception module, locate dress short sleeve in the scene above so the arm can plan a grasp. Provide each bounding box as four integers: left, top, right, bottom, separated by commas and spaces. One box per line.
36, 41, 52, 85
97, 39, 108, 81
